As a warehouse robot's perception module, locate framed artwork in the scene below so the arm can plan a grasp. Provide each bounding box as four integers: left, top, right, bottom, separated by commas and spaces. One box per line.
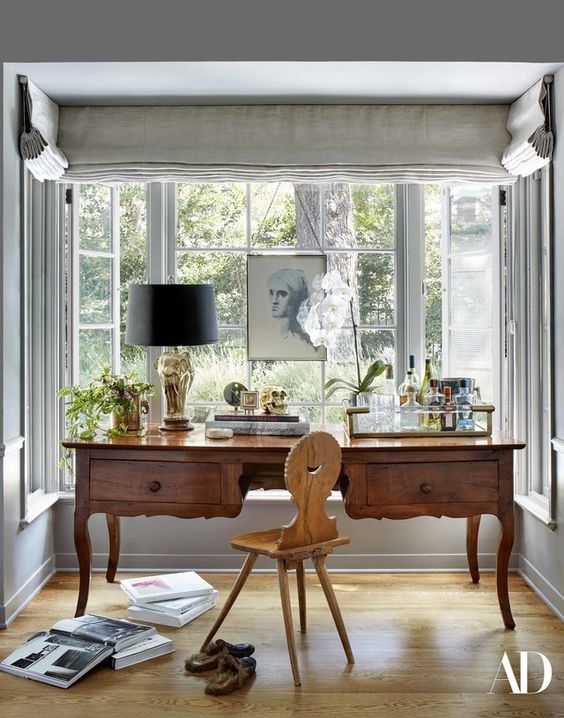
240, 390, 259, 413
247, 254, 327, 361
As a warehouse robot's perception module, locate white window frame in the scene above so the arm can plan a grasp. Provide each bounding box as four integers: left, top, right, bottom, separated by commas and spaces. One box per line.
21, 173, 65, 524
68, 185, 121, 385
509, 168, 556, 528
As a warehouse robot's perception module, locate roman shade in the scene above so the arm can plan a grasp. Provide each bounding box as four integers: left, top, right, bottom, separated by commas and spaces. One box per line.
502, 78, 553, 177
19, 78, 68, 181
56, 103, 515, 184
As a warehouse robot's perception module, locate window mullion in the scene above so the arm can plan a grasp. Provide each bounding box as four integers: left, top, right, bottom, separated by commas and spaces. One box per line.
111, 186, 121, 373
69, 185, 80, 384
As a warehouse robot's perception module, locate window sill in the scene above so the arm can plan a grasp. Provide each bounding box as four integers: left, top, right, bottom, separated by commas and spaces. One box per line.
514, 493, 556, 530
19, 492, 59, 529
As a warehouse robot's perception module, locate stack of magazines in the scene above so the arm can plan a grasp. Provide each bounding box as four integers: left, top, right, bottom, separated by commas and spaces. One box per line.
121, 571, 218, 628
205, 411, 310, 436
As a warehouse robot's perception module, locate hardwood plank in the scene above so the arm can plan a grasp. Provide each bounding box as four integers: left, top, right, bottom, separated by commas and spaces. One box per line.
1, 572, 561, 718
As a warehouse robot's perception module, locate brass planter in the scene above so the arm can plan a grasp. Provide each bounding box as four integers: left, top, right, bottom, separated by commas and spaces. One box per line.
110, 395, 149, 434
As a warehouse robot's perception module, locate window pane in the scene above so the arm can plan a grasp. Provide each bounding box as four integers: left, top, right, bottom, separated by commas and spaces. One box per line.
79, 255, 112, 323
177, 251, 247, 325
120, 184, 148, 373
251, 361, 322, 403
177, 183, 246, 248
190, 331, 247, 402
447, 187, 495, 402
451, 186, 492, 253
350, 184, 395, 249
327, 328, 395, 372
251, 183, 303, 248
327, 252, 395, 326
79, 185, 111, 252
424, 184, 443, 373
79, 329, 112, 384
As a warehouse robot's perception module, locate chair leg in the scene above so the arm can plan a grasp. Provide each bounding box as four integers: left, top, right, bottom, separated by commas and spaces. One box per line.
296, 560, 306, 633
277, 558, 301, 686
200, 552, 257, 651
313, 555, 354, 665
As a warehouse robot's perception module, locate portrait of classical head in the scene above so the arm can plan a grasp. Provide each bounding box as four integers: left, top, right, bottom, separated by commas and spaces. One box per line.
247, 254, 327, 361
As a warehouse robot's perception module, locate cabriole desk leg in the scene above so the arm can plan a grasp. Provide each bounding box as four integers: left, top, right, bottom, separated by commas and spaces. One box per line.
105, 514, 121, 583
497, 507, 515, 629
466, 515, 481, 584
74, 506, 92, 617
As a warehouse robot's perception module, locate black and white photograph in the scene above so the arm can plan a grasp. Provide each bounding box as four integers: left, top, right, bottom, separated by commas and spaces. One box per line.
247, 255, 327, 361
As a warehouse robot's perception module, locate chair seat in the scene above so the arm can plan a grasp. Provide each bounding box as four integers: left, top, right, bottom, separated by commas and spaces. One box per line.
230, 527, 350, 559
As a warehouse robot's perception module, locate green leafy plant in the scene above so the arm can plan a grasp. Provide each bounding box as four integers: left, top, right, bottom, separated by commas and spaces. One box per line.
59, 366, 154, 445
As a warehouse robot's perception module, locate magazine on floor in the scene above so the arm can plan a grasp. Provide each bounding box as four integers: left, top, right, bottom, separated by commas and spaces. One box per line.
120, 571, 215, 604
109, 633, 175, 670
0, 614, 155, 688
127, 592, 217, 628
135, 590, 218, 617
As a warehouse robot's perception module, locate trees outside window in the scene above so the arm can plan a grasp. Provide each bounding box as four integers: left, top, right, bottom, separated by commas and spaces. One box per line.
70, 181, 500, 423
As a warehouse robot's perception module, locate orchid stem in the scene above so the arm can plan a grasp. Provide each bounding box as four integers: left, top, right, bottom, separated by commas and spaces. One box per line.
350, 300, 361, 390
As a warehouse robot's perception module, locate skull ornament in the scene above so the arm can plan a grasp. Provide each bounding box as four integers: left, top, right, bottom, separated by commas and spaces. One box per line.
259, 385, 289, 415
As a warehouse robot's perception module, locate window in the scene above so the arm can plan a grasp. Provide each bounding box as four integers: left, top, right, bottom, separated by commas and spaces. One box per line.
508, 168, 556, 527
21, 175, 66, 519
64, 180, 503, 452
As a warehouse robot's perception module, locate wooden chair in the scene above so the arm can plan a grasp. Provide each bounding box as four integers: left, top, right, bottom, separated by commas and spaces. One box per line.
200, 430, 354, 686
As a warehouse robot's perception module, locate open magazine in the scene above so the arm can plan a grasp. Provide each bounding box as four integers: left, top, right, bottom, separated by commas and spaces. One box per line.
0, 614, 155, 688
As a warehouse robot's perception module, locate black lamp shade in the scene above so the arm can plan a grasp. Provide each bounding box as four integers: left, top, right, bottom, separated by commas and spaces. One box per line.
125, 284, 219, 347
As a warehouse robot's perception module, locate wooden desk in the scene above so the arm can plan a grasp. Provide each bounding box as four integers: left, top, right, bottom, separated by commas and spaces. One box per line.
63, 426, 525, 627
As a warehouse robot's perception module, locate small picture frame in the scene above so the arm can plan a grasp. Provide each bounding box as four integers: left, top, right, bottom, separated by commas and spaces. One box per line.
240, 390, 259, 413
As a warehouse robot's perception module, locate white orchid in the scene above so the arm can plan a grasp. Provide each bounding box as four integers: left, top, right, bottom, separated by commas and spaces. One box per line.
298, 270, 386, 398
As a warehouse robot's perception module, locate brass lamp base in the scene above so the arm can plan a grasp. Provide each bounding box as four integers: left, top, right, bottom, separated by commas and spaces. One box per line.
159, 416, 195, 432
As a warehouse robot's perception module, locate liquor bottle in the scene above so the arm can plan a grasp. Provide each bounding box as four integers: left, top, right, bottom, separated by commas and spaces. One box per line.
422, 378, 443, 431
399, 384, 421, 430
440, 386, 457, 431
417, 358, 433, 404
455, 378, 475, 430
408, 354, 420, 389
382, 364, 399, 405
398, 370, 416, 406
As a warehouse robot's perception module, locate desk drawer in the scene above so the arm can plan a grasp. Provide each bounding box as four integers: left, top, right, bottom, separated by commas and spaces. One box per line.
90, 460, 221, 503
366, 461, 498, 505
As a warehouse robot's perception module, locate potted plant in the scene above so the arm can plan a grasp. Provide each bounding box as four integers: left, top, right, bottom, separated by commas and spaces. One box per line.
59, 366, 154, 442
298, 270, 387, 403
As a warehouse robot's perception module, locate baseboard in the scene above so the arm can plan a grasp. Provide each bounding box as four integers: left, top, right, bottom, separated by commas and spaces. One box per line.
518, 555, 564, 620
0, 555, 56, 629
55, 550, 519, 573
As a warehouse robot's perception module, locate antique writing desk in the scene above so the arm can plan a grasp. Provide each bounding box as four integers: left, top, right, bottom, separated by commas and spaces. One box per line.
63, 426, 525, 627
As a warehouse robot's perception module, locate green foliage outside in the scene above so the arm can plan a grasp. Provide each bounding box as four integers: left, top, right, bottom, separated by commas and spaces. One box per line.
77, 181, 446, 412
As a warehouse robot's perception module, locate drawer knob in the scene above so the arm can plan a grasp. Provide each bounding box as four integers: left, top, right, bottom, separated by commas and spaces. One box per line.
148, 481, 161, 492
420, 483, 432, 494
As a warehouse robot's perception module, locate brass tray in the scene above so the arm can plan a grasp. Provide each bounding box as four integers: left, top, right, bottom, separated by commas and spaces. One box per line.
344, 404, 495, 439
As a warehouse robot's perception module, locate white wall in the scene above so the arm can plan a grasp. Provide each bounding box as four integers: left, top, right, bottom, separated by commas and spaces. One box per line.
2, 0, 564, 624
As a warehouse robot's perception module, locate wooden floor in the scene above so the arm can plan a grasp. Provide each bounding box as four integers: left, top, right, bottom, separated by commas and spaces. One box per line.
0, 571, 562, 717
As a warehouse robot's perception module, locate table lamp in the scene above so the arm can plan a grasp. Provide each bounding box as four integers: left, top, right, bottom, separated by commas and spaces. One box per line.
125, 283, 219, 431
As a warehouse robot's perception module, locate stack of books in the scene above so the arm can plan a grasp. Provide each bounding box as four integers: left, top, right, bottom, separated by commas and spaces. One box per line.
205, 411, 310, 436
121, 571, 218, 628
0, 614, 175, 687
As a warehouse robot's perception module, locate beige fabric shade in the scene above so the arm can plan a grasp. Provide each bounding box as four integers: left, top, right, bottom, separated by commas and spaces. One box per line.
57, 103, 515, 184
502, 78, 553, 177
19, 78, 68, 181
